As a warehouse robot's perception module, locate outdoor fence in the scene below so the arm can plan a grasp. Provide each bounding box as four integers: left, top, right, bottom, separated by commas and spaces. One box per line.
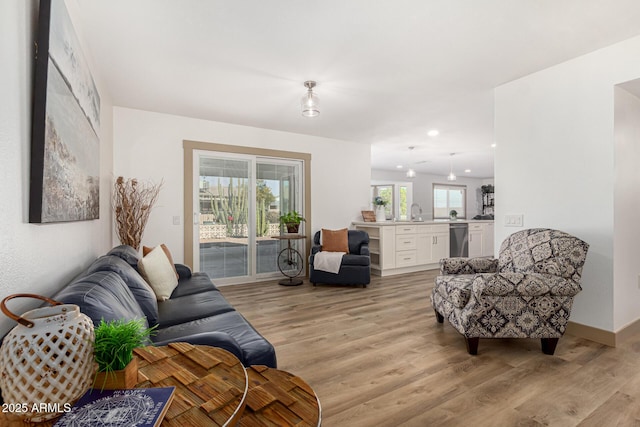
199, 214, 280, 240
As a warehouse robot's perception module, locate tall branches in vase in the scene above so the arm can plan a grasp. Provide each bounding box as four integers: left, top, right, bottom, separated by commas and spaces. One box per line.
113, 176, 162, 250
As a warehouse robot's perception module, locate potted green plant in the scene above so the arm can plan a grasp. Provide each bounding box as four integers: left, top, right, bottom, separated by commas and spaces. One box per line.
93, 318, 156, 390
449, 209, 458, 220
279, 211, 305, 234
373, 196, 388, 222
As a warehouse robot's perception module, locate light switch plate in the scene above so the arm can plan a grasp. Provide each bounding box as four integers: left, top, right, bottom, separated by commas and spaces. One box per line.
505, 214, 523, 227
172, 216, 181, 225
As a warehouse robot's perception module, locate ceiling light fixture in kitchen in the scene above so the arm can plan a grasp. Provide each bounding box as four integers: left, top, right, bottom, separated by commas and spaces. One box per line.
447, 153, 457, 181
406, 168, 416, 178
301, 81, 319, 117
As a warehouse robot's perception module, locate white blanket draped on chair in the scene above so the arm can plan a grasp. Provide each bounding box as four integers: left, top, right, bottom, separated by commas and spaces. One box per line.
313, 251, 345, 274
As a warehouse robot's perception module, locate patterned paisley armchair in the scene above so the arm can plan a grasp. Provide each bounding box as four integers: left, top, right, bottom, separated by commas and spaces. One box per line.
430, 228, 589, 355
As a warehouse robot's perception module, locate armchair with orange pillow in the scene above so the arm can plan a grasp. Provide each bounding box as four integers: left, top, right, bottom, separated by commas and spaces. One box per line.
309, 228, 371, 287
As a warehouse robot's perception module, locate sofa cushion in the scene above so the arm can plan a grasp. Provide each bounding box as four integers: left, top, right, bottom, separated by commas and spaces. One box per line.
321, 228, 349, 253
143, 244, 179, 280
138, 246, 179, 301
157, 291, 235, 328
152, 311, 277, 367
87, 255, 159, 327
170, 272, 219, 298
52, 271, 149, 328
107, 245, 140, 268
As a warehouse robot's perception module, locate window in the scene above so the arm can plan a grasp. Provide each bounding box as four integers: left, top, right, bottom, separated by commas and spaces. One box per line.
371, 185, 393, 219
433, 184, 466, 219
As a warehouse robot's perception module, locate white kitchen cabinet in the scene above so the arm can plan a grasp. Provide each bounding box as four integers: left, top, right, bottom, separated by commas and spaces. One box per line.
468, 223, 483, 258
353, 221, 488, 276
431, 225, 450, 263
482, 222, 495, 257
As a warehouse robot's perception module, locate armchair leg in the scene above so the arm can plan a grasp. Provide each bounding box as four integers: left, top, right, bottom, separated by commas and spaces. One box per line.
465, 337, 479, 355
541, 338, 559, 355
435, 310, 444, 323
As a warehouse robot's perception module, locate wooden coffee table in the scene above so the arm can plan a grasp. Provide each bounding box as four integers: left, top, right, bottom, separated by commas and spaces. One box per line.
133, 342, 248, 426
0, 342, 248, 427
239, 365, 321, 426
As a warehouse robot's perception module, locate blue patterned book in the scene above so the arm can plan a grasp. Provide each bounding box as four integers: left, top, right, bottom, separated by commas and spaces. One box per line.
54, 387, 175, 427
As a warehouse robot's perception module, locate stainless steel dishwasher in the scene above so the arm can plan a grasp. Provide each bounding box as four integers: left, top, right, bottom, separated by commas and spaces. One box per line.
450, 223, 469, 257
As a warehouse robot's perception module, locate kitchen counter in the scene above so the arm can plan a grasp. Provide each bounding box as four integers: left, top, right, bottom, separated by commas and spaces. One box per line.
352, 220, 495, 276
352, 219, 494, 226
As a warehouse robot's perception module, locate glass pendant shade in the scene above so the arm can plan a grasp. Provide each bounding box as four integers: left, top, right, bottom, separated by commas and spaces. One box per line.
301, 81, 319, 117
406, 169, 416, 178
447, 153, 457, 181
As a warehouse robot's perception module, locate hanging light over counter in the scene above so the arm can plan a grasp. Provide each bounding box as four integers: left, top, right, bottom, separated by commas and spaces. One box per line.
301, 81, 319, 117
447, 153, 457, 181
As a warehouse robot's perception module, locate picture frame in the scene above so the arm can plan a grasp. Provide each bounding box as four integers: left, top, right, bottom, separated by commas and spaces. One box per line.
30, 0, 101, 223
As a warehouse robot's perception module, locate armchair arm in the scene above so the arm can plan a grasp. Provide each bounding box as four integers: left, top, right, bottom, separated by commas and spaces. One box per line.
311, 244, 322, 255
359, 244, 370, 256
472, 272, 582, 297
440, 257, 498, 275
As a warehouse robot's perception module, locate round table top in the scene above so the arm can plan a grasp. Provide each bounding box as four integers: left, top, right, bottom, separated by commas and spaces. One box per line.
239, 365, 321, 427
134, 343, 248, 426
271, 234, 306, 240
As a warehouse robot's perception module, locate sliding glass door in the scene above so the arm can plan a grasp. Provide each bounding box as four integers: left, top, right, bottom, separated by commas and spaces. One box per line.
193, 150, 303, 284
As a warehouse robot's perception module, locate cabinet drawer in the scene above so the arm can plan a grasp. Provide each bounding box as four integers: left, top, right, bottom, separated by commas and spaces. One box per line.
469, 223, 483, 231
395, 234, 416, 250
395, 250, 416, 267
396, 225, 416, 235
432, 224, 449, 233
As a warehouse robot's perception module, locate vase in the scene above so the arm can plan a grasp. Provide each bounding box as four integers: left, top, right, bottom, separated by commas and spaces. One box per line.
94, 356, 139, 390
375, 206, 386, 222
285, 223, 300, 234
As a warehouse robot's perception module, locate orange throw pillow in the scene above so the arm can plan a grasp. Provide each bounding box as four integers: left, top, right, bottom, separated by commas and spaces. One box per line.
321, 228, 349, 253
143, 244, 179, 279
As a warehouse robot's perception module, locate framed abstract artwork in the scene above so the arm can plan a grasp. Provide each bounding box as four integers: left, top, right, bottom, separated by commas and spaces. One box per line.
30, 0, 101, 223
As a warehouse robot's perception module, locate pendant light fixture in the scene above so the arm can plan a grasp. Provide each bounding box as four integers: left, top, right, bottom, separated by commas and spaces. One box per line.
447, 153, 457, 181
406, 146, 416, 178
301, 81, 319, 117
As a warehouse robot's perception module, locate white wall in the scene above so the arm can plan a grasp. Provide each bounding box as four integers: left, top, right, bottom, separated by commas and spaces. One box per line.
112, 107, 371, 262
495, 35, 640, 332
613, 85, 640, 330
371, 169, 487, 220
0, 0, 113, 336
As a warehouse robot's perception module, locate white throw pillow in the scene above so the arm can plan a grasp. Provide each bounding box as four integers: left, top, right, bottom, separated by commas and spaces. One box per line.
137, 245, 179, 301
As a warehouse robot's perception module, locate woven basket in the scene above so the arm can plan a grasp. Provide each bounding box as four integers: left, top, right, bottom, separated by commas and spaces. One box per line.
0, 294, 95, 422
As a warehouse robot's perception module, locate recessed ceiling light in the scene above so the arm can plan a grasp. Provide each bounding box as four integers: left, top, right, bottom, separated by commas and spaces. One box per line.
396, 165, 403, 169
491, 143, 497, 148
427, 129, 439, 137
465, 169, 471, 173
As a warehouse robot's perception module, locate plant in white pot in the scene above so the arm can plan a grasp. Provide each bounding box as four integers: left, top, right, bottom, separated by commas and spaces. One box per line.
373, 196, 388, 222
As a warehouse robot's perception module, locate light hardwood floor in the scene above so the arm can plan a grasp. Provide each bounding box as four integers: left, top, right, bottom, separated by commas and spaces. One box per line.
220, 271, 640, 426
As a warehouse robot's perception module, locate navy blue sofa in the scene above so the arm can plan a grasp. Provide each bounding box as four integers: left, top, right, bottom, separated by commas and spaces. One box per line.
309, 230, 371, 287
50, 245, 277, 368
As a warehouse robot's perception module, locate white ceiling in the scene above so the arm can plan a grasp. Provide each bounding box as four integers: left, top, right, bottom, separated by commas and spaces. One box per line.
74, 0, 640, 179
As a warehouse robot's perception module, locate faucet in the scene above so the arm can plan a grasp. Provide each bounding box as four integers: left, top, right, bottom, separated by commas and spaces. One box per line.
410, 203, 422, 221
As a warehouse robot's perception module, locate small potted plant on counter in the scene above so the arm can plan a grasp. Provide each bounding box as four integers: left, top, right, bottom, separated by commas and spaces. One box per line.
93, 318, 156, 390
449, 209, 458, 220
279, 211, 305, 234
373, 196, 388, 222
